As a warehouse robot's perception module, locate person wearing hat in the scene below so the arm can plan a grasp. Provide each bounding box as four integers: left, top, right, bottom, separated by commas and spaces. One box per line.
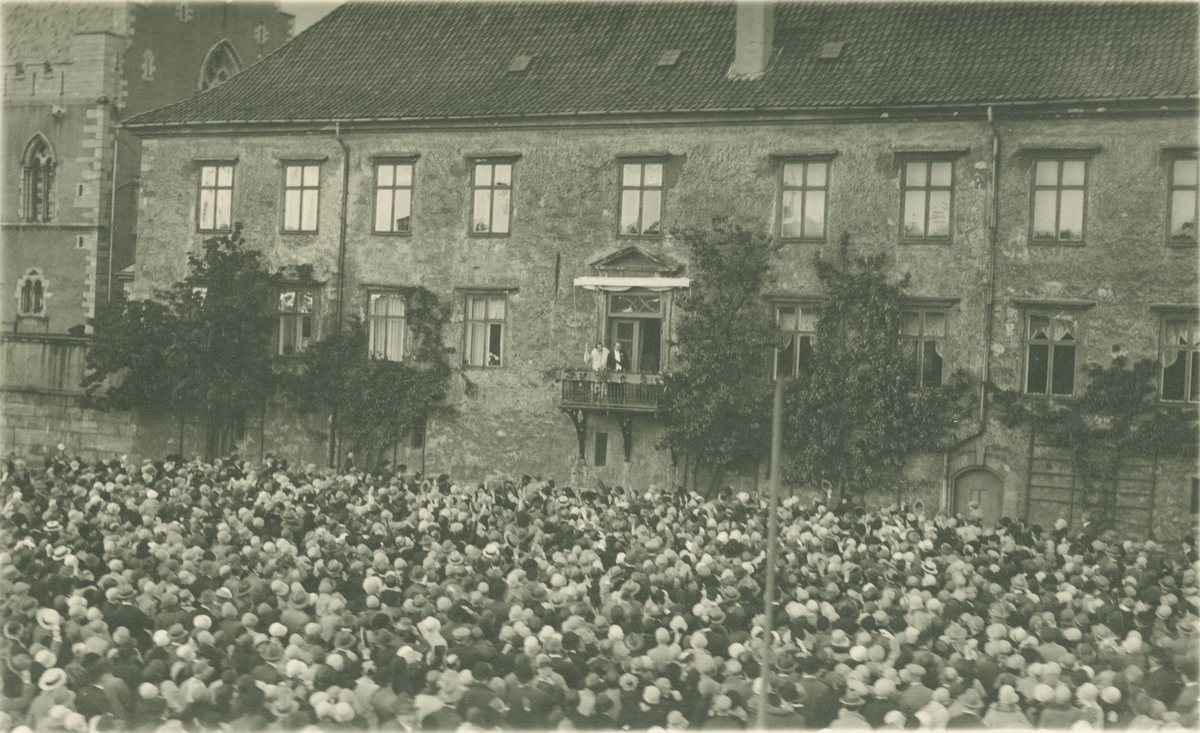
27, 669, 74, 728
946, 688, 986, 729
701, 694, 742, 730
899, 664, 933, 714
828, 688, 872, 729
982, 684, 1031, 728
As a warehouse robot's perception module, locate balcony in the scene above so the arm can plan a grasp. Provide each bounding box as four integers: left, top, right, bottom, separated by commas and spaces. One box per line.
559, 368, 665, 413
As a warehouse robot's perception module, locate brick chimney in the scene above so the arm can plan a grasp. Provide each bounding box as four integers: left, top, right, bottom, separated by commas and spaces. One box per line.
727, 2, 774, 81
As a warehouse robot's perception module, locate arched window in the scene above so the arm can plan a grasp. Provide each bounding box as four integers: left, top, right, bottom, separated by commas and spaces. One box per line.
18, 269, 46, 316
22, 135, 54, 223
198, 40, 242, 91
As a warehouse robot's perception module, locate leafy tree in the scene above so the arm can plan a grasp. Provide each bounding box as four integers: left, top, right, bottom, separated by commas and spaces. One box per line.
993, 357, 1198, 529
661, 217, 780, 491
286, 287, 453, 470
85, 224, 277, 458
783, 236, 975, 502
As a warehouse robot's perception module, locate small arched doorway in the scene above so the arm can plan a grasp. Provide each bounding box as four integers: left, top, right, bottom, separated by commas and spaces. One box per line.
953, 468, 1004, 526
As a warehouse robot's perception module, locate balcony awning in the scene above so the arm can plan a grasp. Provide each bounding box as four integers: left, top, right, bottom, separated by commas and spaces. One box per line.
573, 276, 690, 292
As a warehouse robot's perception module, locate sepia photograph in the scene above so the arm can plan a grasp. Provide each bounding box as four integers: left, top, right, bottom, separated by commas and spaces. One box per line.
0, 0, 1197, 730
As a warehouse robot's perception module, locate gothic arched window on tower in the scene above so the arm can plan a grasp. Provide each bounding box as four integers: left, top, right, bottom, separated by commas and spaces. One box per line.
23, 135, 54, 223
199, 40, 242, 91
18, 270, 46, 316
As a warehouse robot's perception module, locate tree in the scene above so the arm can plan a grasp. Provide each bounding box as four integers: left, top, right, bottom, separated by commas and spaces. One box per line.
286, 286, 453, 471
660, 217, 780, 491
85, 224, 278, 458
783, 235, 975, 502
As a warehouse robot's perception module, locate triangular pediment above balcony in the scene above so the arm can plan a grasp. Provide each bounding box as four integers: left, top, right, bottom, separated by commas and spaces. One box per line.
589, 245, 683, 277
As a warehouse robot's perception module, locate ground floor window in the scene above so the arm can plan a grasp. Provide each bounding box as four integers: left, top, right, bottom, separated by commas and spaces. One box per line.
1161, 316, 1199, 403
464, 294, 506, 367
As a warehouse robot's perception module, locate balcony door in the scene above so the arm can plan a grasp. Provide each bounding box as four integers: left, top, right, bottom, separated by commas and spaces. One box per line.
607, 292, 662, 373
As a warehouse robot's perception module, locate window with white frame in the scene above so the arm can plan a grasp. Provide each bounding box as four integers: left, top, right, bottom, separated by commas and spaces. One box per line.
619, 161, 664, 237
368, 292, 406, 361
1168, 157, 1198, 245
470, 161, 512, 235
774, 303, 819, 379
463, 294, 506, 367
283, 164, 320, 232
901, 309, 946, 388
901, 160, 952, 241
1025, 311, 1079, 396
1032, 159, 1086, 243
1161, 316, 1199, 403
277, 289, 316, 356
779, 160, 828, 241
374, 161, 414, 234
197, 164, 233, 231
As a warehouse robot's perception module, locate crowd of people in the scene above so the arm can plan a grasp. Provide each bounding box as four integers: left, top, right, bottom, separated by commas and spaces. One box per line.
1, 447, 1197, 732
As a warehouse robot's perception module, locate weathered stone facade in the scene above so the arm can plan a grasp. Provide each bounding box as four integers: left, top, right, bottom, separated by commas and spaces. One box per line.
126, 111, 1198, 539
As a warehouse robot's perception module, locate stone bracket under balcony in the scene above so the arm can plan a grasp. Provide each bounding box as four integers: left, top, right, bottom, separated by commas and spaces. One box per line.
558, 369, 665, 462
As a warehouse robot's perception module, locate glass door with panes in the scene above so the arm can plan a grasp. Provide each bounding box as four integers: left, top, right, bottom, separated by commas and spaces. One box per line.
607, 292, 662, 373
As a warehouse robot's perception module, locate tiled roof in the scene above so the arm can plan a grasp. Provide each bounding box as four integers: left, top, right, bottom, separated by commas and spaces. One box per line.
124, 2, 1198, 128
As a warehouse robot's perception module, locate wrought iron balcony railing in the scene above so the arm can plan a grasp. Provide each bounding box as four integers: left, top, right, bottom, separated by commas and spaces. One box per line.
559, 369, 664, 413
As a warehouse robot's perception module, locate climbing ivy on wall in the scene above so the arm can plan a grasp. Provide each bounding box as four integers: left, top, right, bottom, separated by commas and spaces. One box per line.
286, 286, 454, 471
992, 357, 1198, 529
783, 235, 977, 502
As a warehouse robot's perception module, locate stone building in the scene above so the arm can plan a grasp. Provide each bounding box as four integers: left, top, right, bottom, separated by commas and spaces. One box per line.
117, 2, 1197, 538
1, 2, 293, 456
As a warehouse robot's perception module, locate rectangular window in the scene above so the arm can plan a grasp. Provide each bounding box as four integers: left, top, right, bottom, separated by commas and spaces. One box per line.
902, 160, 952, 240
619, 161, 664, 237
901, 310, 946, 388
1192, 477, 1199, 515
277, 289, 316, 356
283, 164, 320, 232
374, 161, 414, 233
470, 161, 512, 235
464, 294, 506, 367
1169, 157, 1198, 245
1161, 317, 1199, 403
198, 164, 233, 231
779, 160, 827, 240
1032, 159, 1086, 243
368, 293, 406, 361
594, 432, 608, 467
774, 304, 819, 379
607, 291, 663, 373
1025, 311, 1079, 396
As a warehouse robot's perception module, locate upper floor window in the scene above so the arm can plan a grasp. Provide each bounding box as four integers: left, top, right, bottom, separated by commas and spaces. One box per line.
277, 289, 316, 356
1161, 317, 1199, 403
470, 161, 512, 235
283, 164, 320, 232
368, 292, 406, 361
619, 161, 663, 237
17, 269, 46, 316
1025, 311, 1079, 396
901, 309, 946, 388
1169, 157, 1197, 245
779, 160, 828, 241
1032, 159, 1086, 243
607, 291, 662, 373
901, 160, 952, 241
464, 294, 506, 367
197, 164, 234, 231
22, 134, 54, 223
374, 161, 414, 234
774, 303, 819, 379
